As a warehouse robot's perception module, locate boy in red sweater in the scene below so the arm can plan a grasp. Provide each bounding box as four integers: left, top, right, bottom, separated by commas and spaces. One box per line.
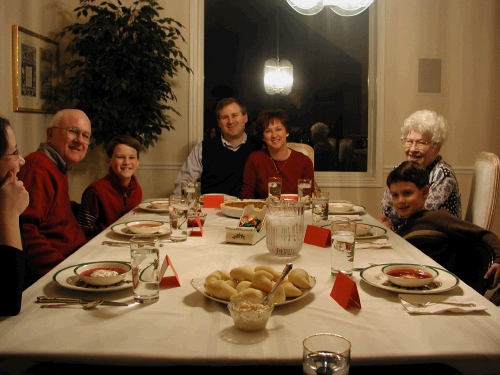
77, 135, 142, 239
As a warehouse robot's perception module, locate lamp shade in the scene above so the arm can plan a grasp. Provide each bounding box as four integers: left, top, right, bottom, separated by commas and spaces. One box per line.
264, 58, 294, 95
287, 0, 374, 16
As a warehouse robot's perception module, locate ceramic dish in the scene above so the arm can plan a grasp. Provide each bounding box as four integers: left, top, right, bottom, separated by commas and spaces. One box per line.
111, 222, 170, 237
53, 262, 132, 293
328, 204, 365, 215
137, 202, 170, 213
199, 194, 238, 204
190, 276, 316, 306
355, 225, 387, 240
220, 199, 266, 218
360, 264, 459, 294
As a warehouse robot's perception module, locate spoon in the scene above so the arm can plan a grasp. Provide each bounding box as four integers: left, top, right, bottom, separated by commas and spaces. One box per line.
40, 300, 104, 309
261, 263, 293, 306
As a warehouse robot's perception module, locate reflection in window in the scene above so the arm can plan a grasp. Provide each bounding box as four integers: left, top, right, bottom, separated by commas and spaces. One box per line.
204, 0, 370, 172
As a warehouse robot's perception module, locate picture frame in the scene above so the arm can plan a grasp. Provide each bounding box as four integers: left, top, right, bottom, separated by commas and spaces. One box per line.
12, 25, 59, 113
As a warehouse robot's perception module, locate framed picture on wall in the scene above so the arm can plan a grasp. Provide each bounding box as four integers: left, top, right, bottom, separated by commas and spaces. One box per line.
12, 25, 59, 113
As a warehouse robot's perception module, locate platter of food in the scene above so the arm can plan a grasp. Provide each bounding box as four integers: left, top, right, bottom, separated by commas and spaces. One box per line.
190, 266, 316, 306
220, 199, 266, 218
360, 263, 459, 294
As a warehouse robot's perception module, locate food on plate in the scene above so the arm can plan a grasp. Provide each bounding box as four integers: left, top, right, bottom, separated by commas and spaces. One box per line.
288, 268, 312, 289
239, 215, 264, 231
204, 279, 238, 300
223, 201, 266, 210
80, 268, 121, 277
227, 298, 274, 332
229, 265, 255, 282
150, 200, 170, 209
202, 265, 312, 302
125, 220, 164, 234
74, 261, 131, 286
382, 264, 438, 288
355, 223, 372, 236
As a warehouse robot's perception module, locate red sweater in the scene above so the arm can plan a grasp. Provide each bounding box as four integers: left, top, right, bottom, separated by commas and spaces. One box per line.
240, 149, 314, 199
18, 151, 87, 282
77, 169, 142, 238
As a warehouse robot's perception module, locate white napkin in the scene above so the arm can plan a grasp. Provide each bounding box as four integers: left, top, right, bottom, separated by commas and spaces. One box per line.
399, 294, 487, 314
329, 215, 361, 221
355, 239, 392, 249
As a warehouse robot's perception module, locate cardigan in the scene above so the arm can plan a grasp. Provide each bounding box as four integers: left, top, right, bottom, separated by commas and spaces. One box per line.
77, 169, 143, 238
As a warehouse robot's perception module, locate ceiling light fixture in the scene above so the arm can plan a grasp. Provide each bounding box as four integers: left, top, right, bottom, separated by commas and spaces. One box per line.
264, 9, 293, 96
286, 0, 374, 16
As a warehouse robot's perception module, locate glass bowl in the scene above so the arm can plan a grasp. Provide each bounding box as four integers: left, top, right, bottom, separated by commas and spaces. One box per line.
227, 298, 274, 332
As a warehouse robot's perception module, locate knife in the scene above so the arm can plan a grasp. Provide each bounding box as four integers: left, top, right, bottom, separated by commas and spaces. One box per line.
102, 241, 164, 247
36, 296, 129, 306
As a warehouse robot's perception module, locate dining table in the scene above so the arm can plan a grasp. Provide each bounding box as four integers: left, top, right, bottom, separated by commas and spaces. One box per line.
0, 200, 499, 374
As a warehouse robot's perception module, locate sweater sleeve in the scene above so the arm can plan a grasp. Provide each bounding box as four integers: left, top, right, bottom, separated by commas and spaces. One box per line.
1, 245, 24, 316
240, 152, 260, 199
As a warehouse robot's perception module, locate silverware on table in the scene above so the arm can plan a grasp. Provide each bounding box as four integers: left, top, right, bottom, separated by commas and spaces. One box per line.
102, 241, 164, 247
399, 297, 476, 308
36, 296, 129, 307
40, 300, 104, 309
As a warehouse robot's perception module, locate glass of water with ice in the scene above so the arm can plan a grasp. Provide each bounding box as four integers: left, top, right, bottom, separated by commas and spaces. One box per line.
331, 219, 356, 276
303, 333, 351, 375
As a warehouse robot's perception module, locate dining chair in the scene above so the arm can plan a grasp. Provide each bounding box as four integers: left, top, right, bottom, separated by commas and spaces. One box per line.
287, 142, 314, 167
464, 151, 500, 230
404, 230, 495, 295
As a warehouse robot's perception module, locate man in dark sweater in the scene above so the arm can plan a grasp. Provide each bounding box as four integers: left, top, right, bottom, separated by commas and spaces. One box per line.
173, 98, 261, 197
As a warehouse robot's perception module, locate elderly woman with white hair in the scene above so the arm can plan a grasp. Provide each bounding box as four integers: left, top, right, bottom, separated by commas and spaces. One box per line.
379, 109, 462, 231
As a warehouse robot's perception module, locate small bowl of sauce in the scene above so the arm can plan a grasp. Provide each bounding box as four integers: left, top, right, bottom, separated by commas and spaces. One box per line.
382, 264, 438, 287
74, 261, 131, 286
126, 220, 164, 234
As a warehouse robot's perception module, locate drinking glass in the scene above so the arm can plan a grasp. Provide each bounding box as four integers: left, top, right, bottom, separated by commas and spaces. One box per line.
311, 191, 329, 226
130, 236, 160, 303
298, 178, 312, 209
303, 333, 351, 375
169, 198, 189, 242
268, 177, 282, 198
331, 219, 356, 276
181, 181, 201, 214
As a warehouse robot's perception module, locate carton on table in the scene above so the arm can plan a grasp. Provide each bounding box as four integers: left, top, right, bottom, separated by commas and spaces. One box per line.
225, 205, 266, 245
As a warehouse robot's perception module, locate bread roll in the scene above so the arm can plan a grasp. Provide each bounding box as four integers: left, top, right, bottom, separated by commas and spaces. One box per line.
254, 265, 281, 281
225, 278, 238, 289
205, 280, 237, 300
230, 265, 255, 282
288, 268, 312, 289
281, 281, 303, 297
268, 285, 286, 304
230, 288, 265, 301
252, 270, 274, 292
236, 280, 253, 292
205, 270, 229, 285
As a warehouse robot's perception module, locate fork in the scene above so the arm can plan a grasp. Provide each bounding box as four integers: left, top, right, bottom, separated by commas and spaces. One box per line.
399, 297, 476, 308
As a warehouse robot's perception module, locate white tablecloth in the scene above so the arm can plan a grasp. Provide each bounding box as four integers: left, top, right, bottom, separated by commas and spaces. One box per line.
1, 207, 499, 374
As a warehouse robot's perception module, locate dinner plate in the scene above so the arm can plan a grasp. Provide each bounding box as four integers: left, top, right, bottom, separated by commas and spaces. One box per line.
137, 202, 170, 213
329, 204, 365, 215
199, 194, 238, 204
190, 276, 316, 306
220, 199, 266, 218
355, 225, 387, 240
360, 263, 459, 294
111, 222, 171, 237
53, 262, 132, 293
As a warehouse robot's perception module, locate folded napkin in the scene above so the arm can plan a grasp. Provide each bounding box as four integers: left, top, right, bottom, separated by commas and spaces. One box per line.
399, 294, 487, 314
329, 215, 361, 221
355, 239, 392, 249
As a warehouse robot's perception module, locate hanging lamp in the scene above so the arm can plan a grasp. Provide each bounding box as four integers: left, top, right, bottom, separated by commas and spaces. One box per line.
264, 9, 293, 96
286, 0, 374, 16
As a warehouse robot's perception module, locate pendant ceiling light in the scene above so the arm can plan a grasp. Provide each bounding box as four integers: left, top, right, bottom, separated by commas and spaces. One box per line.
264, 9, 293, 96
286, 0, 374, 16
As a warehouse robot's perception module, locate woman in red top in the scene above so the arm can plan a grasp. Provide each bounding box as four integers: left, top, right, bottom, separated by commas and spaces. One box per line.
240, 109, 314, 199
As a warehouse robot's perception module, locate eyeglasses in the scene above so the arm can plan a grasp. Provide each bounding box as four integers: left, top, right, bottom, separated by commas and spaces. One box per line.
401, 138, 434, 151
51, 127, 92, 145
3, 148, 21, 161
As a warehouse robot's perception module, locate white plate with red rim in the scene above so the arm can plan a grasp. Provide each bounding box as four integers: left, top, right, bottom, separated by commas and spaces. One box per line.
111, 222, 171, 237
53, 262, 132, 293
137, 202, 170, 213
360, 263, 459, 294
190, 276, 316, 306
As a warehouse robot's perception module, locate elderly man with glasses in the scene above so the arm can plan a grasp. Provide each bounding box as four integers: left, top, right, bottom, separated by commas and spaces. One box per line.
378, 109, 462, 231
17, 109, 91, 288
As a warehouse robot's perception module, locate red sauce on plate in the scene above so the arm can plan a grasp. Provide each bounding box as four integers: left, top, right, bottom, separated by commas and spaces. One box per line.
386, 269, 432, 279
131, 223, 161, 228
81, 267, 126, 277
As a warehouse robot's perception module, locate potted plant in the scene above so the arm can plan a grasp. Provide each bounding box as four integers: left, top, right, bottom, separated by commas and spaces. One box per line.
49, 0, 192, 148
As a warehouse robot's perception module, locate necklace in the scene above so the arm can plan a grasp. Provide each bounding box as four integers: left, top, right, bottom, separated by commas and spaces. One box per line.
270, 156, 289, 174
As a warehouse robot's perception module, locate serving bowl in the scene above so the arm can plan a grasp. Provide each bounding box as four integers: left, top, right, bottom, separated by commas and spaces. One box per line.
74, 261, 131, 286
355, 223, 372, 236
328, 200, 354, 213
150, 200, 170, 210
382, 264, 438, 287
126, 220, 164, 234
227, 297, 274, 332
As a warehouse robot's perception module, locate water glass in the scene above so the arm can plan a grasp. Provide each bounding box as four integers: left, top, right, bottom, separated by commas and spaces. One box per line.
303, 333, 351, 375
311, 191, 329, 226
265, 198, 304, 257
298, 178, 312, 209
268, 177, 282, 198
331, 219, 356, 276
130, 236, 160, 303
181, 181, 201, 214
